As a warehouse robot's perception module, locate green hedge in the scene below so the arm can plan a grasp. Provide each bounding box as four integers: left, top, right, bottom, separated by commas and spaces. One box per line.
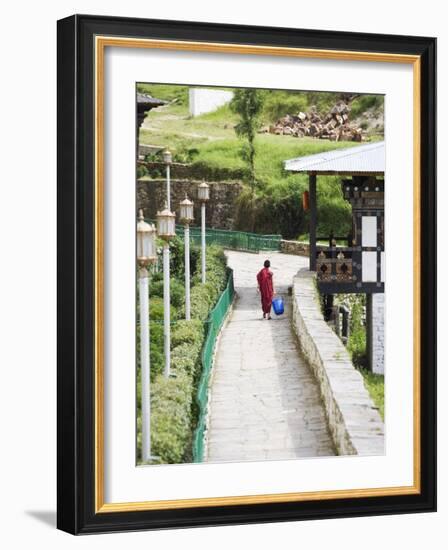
137, 244, 228, 464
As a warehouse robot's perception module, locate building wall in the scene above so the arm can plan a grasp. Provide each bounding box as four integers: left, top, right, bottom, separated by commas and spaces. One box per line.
367, 293, 385, 375
189, 88, 233, 117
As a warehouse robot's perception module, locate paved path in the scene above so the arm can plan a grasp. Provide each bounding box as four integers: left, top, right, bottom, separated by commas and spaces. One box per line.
205, 251, 335, 462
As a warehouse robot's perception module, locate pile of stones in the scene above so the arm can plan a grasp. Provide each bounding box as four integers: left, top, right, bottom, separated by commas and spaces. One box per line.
265, 101, 364, 142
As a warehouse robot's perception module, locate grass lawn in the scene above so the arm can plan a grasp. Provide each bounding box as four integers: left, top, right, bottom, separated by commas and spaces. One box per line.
358, 367, 384, 420
137, 83, 375, 237
139, 92, 360, 188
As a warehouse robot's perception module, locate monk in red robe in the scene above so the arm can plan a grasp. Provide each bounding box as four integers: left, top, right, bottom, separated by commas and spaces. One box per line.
256, 260, 275, 319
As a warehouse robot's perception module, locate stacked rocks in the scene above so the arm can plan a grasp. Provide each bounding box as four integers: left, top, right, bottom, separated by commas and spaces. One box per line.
265, 101, 364, 142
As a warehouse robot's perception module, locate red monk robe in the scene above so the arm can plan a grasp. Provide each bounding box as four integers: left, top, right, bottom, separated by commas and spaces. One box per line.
256, 266, 274, 317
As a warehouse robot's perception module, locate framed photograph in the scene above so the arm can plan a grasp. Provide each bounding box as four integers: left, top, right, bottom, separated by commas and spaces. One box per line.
57, 14, 436, 534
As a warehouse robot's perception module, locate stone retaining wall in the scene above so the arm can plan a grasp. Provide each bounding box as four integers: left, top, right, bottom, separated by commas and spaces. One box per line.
280, 240, 310, 256
137, 179, 243, 230
292, 269, 384, 456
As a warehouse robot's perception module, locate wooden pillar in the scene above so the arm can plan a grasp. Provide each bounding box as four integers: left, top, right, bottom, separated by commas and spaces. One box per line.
309, 173, 317, 271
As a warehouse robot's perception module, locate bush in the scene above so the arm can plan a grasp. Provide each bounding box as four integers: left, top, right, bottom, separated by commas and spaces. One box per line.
317, 198, 352, 237
150, 277, 184, 310
190, 284, 216, 321
149, 373, 194, 464
137, 243, 229, 465
168, 236, 187, 278
350, 95, 383, 119
137, 164, 149, 179
149, 297, 176, 321
347, 296, 368, 369
262, 91, 308, 123
171, 319, 204, 347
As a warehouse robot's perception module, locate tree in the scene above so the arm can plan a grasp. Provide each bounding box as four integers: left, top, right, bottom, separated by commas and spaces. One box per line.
230, 89, 264, 189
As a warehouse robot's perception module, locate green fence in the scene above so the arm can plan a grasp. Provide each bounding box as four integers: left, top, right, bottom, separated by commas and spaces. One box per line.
179, 226, 281, 253
192, 268, 235, 462
146, 219, 281, 252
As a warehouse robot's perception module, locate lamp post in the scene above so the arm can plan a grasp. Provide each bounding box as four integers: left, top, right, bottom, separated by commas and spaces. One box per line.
198, 181, 210, 284
163, 149, 173, 211
137, 210, 157, 462
156, 204, 176, 377
179, 195, 194, 320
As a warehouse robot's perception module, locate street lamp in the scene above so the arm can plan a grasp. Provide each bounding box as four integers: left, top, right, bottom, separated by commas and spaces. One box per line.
156, 204, 176, 378
198, 181, 210, 284
136, 209, 157, 463
163, 149, 173, 211
179, 195, 194, 320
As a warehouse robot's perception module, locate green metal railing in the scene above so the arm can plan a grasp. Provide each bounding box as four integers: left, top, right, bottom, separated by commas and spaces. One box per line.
192, 269, 235, 462
178, 226, 281, 253
146, 219, 281, 252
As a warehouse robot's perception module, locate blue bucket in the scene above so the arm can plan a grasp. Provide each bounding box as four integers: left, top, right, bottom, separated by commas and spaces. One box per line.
272, 296, 284, 316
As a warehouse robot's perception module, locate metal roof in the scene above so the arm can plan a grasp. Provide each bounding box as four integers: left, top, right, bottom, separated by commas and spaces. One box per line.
137, 92, 167, 108
284, 141, 385, 175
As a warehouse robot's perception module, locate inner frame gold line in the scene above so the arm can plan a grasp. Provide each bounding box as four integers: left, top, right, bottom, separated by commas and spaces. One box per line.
96, 36, 420, 64
94, 35, 421, 513
98, 486, 420, 513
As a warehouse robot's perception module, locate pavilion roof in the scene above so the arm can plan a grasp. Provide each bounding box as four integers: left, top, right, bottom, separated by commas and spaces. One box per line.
284, 141, 385, 175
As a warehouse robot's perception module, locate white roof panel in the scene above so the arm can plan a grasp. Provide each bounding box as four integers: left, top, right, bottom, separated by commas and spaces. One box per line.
284, 141, 385, 174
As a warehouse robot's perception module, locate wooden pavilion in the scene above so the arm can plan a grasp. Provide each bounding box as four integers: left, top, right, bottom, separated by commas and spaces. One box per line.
284, 141, 385, 373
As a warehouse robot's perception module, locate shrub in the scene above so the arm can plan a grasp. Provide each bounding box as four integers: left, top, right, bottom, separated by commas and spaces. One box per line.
347, 296, 368, 369
168, 236, 187, 278
137, 243, 229, 465
149, 297, 176, 321
137, 164, 148, 179
171, 319, 204, 347
149, 372, 194, 464
149, 323, 164, 379
190, 284, 215, 321
262, 91, 308, 122
317, 198, 352, 237
171, 342, 202, 376
350, 95, 383, 119
150, 277, 184, 308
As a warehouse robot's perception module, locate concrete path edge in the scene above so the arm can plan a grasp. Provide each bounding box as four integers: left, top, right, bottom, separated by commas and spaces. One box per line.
292, 268, 385, 456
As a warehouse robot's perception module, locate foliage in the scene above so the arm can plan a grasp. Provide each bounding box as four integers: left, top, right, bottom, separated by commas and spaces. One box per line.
171, 319, 204, 348
148, 296, 176, 322
350, 94, 384, 119
168, 237, 200, 279
137, 164, 149, 179
189, 246, 228, 319
332, 293, 384, 420
358, 367, 385, 420
137, 83, 189, 106
346, 294, 367, 369
230, 89, 265, 189
149, 372, 194, 464
261, 90, 309, 122
138, 83, 382, 238
137, 245, 228, 464
316, 196, 352, 237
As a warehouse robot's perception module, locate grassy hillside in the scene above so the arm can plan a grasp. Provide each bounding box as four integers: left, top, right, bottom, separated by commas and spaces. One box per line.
137, 84, 381, 238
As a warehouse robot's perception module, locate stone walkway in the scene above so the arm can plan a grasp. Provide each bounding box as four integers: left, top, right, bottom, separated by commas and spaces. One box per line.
205, 251, 335, 463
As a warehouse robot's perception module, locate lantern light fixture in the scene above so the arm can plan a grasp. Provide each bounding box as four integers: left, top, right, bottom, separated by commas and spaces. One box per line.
156, 204, 176, 241
137, 209, 157, 266
198, 181, 210, 203
179, 195, 194, 225
162, 149, 172, 165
